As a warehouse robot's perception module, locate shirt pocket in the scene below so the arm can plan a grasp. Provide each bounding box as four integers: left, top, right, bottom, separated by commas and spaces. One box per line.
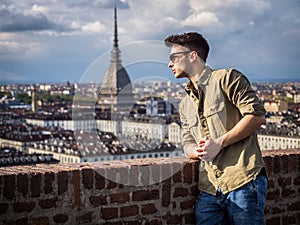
187, 115, 201, 142
203, 101, 226, 138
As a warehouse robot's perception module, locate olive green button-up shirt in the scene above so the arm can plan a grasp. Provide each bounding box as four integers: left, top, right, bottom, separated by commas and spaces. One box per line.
179, 66, 266, 195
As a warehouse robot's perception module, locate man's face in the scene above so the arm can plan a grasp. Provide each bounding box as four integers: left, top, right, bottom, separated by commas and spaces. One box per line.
168, 45, 191, 79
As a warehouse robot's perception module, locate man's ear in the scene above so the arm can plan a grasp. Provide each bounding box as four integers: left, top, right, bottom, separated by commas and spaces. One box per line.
189, 51, 198, 62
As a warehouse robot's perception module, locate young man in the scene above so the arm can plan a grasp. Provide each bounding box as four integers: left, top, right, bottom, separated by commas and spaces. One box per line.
164, 32, 267, 225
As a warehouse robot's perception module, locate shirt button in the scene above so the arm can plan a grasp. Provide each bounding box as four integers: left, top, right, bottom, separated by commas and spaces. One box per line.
216, 171, 222, 178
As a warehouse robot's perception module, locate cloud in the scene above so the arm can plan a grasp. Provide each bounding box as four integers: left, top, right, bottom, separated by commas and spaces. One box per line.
0, 4, 64, 32
185, 0, 271, 34
92, 0, 130, 9
181, 11, 223, 28
32, 4, 49, 15
82, 21, 106, 33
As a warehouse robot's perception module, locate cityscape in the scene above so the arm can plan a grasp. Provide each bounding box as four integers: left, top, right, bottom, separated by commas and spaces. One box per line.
0, 78, 299, 167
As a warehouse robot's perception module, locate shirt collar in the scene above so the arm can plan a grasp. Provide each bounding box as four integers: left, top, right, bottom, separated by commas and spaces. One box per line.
184, 65, 213, 94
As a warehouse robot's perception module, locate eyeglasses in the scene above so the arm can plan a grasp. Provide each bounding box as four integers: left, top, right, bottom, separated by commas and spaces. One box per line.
169, 51, 191, 63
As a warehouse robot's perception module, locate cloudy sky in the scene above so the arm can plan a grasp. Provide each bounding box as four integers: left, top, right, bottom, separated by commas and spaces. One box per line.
0, 0, 299, 84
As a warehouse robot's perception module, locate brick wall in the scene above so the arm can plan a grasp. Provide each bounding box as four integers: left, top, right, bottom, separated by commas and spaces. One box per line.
263, 149, 300, 225
0, 149, 299, 225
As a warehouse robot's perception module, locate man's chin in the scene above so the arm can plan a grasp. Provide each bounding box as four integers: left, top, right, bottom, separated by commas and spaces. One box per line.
175, 73, 186, 79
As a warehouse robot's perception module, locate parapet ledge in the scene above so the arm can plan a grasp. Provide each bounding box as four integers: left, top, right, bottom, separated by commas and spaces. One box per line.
262, 148, 300, 157
0, 149, 299, 176
0, 156, 198, 176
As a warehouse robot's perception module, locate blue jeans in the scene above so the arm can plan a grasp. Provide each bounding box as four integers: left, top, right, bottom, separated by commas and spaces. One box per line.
195, 176, 267, 225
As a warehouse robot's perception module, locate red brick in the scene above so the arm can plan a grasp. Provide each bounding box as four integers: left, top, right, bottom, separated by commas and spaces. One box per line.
264, 156, 273, 176
180, 200, 195, 210
273, 156, 281, 174
266, 188, 280, 201
184, 213, 196, 224
76, 211, 94, 224
90, 195, 107, 207
288, 200, 300, 211
72, 170, 81, 209
141, 203, 157, 215
4, 175, 15, 199
278, 177, 291, 188
30, 217, 49, 225
183, 163, 193, 183
82, 168, 94, 190
17, 174, 28, 197
294, 175, 300, 185
289, 154, 297, 172
0, 203, 8, 214
16, 217, 29, 225
106, 168, 117, 189
166, 214, 182, 224
281, 155, 289, 173
281, 188, 296, 198
2, 220, 14, 225
31, 173, 42, 197
57, 171, 68, 195
95, 171, 105, 190
162, 179, 171, 207
120, 205, 138, 217
129, 166, 139, 186
110, 192, 129, 203
266, 217, 280, 225
140, 166, 150, 186
191, 185, 200, 197
107, 180, 117, 189
151, 164, 161, 184
193, 161, 200, 183
132, 189, 159, 201
282, 215, 296, 225
297, 213, 300, 224
161, 163, 172, 181
119, 167, 129, 185
173, 187, 188, 198
101, 207, 118, 220
172, 162, 183, 182
39, 197, 58, 209
271, 206, 282, 214
44, 172, 54, 194
13, 201, 35, 213
172, 170, 182, 183
267, 178, 275, 188
145, 219, 163, 225
53, 214, 68, 223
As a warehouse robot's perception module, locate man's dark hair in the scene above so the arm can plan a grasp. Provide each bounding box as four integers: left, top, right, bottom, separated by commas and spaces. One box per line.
164, 32, 210, 62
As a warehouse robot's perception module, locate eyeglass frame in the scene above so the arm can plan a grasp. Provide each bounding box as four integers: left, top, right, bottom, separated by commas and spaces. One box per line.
169, 51, 191, 63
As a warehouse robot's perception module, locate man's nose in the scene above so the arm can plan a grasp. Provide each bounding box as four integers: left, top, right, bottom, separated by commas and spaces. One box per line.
168, 61, 173, 68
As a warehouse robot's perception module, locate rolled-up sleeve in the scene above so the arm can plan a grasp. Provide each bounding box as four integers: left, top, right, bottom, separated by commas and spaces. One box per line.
221, 69, 266, 117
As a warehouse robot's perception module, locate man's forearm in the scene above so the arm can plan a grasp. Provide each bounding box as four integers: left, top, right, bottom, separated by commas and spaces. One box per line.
220, 114, 266, 149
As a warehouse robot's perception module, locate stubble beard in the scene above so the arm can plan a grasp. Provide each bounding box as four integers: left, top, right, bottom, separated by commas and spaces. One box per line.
175, 69, 189, 79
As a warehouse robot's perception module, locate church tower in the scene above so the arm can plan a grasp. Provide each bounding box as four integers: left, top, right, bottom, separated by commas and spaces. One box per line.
98, 6, 133, 111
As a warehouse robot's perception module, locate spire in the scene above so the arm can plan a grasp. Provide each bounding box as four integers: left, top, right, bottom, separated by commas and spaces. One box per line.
111, 5, 121, 63
113, 6, 118, 48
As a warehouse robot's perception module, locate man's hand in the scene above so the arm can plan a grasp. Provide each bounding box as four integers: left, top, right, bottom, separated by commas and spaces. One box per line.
196, 136, 225, 161
185, 143, 200, 159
